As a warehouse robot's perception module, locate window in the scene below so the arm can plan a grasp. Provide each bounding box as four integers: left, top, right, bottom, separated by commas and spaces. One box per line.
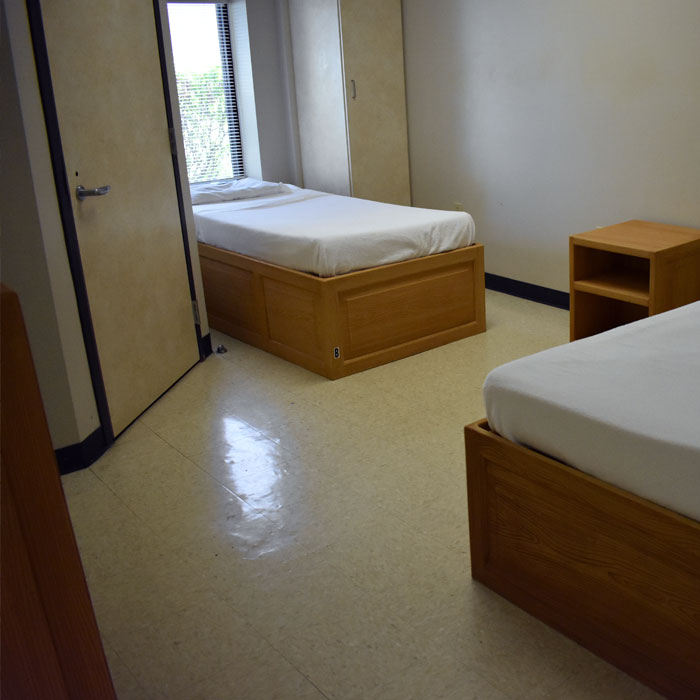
167, 3, 244, 183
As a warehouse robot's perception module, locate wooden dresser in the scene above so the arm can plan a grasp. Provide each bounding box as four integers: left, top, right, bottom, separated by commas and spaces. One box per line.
1, 284, 115, 698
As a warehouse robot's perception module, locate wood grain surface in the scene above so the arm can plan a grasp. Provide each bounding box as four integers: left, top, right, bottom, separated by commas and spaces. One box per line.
465, 419, 700, 699
570, 220, 700, 340
1, 285, 115, 699
199, 243, 485, 378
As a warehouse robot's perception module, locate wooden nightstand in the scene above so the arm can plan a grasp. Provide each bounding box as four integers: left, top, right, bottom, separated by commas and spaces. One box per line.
570, 220, 700, 341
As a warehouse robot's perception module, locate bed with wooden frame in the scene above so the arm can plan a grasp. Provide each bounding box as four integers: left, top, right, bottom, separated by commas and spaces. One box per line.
464, 305, 700, 698
199, 241, 485, 379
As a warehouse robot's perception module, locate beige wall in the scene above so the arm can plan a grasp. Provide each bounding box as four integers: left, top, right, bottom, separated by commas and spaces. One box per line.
402, 0, 700, 291
2, 0, 100, 448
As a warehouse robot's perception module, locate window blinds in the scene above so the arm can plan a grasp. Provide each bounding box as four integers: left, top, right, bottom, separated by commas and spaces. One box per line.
168, 3, 244, 184
216, 5, 244, 178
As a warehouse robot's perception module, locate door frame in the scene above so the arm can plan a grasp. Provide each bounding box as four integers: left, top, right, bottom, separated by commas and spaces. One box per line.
25, 0, 209, 449
152, 0, 210, 358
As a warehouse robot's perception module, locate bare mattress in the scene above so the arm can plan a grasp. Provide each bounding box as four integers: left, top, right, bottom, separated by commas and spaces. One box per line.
483, 301, 700, 521
193, 186, 476, 277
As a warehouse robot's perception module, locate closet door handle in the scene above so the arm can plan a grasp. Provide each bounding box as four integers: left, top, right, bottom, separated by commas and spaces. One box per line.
351, 79, 356, 100
76, 185, 111, 201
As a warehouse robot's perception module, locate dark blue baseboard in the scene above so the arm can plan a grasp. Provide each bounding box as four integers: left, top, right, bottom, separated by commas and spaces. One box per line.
55, 427, 108, 475
55, 334, 212, 475
485, 273, 570, 310
199, 332, 212, 359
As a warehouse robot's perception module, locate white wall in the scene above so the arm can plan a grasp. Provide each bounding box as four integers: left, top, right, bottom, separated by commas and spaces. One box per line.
245, 0, 301, 184
402, 0, 700, 291
227, 0, 301, 185
287, 0, 352, 196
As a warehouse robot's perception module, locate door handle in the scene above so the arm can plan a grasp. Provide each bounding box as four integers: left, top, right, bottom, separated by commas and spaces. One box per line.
351, 79, 356, 100
76, 184, 111, 200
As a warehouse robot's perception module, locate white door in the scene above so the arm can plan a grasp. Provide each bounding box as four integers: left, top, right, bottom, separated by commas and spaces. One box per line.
40, 0, 200, 435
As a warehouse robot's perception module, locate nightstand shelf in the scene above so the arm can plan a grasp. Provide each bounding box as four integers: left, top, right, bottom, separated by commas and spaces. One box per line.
572, 270, 649, 306
570, 220, 700, 341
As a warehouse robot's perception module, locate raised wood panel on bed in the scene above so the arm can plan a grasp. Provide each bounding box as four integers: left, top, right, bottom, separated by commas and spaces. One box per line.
340, 263, 474, 359
198, 242, 485, 379
263, 277, 325, 361
199, 256, 263, 337
465, 419, 700, 699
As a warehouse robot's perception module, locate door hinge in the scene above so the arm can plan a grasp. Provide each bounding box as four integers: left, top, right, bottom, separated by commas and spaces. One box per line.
168, 127, 177, 155
192, 300, 200, 325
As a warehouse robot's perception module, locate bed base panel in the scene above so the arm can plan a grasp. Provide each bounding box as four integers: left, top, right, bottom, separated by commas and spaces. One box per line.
199, 243, 485, 379
464, 419, 700, 699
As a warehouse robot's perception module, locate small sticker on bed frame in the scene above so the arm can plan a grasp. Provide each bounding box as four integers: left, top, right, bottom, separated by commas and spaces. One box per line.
333, 347, 340, 359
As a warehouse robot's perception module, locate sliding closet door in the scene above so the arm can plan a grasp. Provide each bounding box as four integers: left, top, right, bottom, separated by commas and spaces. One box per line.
39, 0, 199, 435
340, 0, 411, 205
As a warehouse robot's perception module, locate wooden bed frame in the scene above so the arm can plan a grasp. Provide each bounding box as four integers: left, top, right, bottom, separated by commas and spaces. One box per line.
464, 419, 700, 699
198, 242, 485, 379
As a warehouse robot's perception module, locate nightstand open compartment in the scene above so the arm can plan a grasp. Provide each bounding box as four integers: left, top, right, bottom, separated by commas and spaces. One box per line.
572, 247, 650, 305
571, 290, 648, 339
569, 220, 700, 341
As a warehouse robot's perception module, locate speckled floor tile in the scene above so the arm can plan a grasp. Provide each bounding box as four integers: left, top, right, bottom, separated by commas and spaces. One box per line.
60, 292, 654, 700
102, 642, 155, 700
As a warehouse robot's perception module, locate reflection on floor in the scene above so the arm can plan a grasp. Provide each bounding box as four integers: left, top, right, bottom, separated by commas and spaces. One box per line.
62, 291, 659, 700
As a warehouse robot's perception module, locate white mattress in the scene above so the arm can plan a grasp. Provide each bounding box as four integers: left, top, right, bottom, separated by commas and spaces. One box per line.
484, 301, 700, 522
193, 187, 475, 277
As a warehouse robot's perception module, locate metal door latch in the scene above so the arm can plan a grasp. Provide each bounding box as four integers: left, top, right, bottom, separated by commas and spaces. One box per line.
76, 185, 111, 200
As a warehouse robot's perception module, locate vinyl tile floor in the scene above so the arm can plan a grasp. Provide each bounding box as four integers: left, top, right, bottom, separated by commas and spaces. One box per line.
62, 291, 660, 700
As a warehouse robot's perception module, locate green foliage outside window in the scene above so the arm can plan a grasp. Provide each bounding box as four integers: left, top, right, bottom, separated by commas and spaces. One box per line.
176, 68, 233, 183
